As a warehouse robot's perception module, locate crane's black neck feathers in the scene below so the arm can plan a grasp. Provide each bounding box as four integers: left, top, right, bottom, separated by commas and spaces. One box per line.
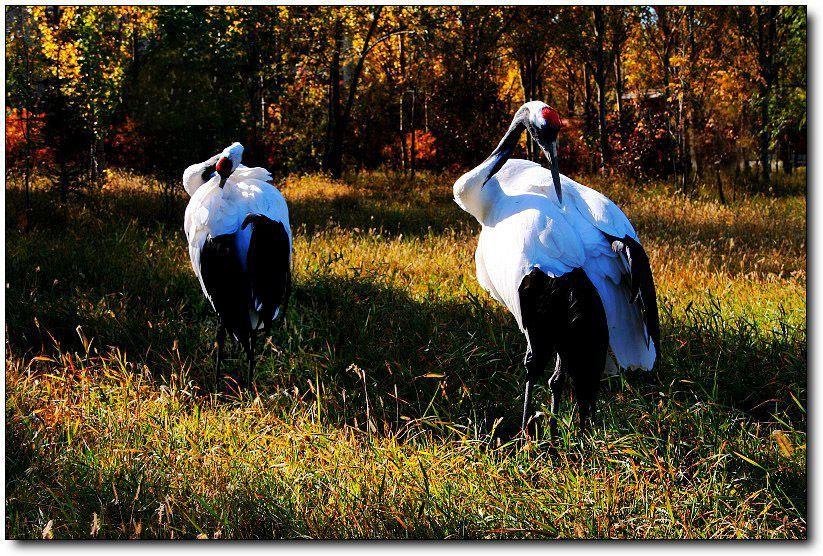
483, 106, 529, 186
200, 163, 217, 183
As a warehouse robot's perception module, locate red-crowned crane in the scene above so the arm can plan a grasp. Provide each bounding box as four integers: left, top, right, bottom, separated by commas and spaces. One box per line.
183, 142, 292, 390
453, 101, 659, 440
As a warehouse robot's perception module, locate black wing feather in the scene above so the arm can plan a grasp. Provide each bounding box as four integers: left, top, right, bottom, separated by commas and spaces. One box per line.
200, 234, 251, 337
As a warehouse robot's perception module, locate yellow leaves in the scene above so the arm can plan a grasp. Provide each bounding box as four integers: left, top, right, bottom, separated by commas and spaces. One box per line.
42, 519, 54, 539
220, 5, 246, 38
669, 54, 687, 69
502, 65, 522, 97
32, 6, 82, 85
29, 6, 156, 126
772, 430, 794, 458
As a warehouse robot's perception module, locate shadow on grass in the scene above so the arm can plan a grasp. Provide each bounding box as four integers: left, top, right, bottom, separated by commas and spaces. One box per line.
6, 184, 807, 431
283, 273, 806, 429
6, 227, 806, 436
5, 180, 808, 538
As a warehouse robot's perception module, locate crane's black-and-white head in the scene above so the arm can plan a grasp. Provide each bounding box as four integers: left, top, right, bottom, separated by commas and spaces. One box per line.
484, 101, 565, 202
199, 142, 243, 188
522, 101, 564, 202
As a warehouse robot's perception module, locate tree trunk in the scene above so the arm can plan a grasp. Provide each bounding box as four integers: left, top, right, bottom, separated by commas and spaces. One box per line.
409, 89, 416, 176
324, 16, 343, 178
716, 167, 727, 205
324, 8, 382, 179
688, 114, 699, 184
784, 140, 794, 174
244, 9, 261, 165
399, 93, 408, 172
593, 7, 610, 172
565, 62, 576, 115
583, 63, 596, 172
90, 134, 103, 187
398, 32, 408, 172
684, 7, 699, 192
614, 51, 623, 122
653, 6, 677, 182
19, 9, 32, 221
596, 76, 609, 171
757, 6, 777, 189
677, 93, 688, 194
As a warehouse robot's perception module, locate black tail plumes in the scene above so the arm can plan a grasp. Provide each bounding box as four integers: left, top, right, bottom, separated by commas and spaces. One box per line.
609, 234, 661, 355
200, 234, 251, 340
242, 214, 292, 333
199, 214, 291, 389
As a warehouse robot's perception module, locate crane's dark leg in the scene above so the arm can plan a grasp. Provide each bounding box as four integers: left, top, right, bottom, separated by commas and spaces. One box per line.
249, 330, 256, 385
280, 273, 292, 329
579, 401, 593, 438
521, 343, 550, 438
518, 269, 553, 440
548, 354, 566, 444
214, 325, 226, 393
241, 330, 256, 387
521, 369, 535, 434
572, 364, 602, 440
565, 268, 609, 443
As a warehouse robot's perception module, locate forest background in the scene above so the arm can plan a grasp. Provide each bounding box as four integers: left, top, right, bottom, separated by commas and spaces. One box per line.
5, 5, 807, 202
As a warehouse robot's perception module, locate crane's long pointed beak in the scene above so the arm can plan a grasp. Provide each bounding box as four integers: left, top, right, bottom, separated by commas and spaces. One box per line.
545, 139, 562, 203
219, 176, 227, 189
482, 143, 515, 187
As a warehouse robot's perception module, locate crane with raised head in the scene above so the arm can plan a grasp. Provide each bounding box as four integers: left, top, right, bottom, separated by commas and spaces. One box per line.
453, 101, 659, 440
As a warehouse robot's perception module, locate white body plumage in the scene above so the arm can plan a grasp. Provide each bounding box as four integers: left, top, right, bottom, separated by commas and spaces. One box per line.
183, 143, 292, 324
456, 158, 656, 371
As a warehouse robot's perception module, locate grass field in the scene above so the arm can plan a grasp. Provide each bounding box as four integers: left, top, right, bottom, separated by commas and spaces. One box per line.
5, 169, 806, 539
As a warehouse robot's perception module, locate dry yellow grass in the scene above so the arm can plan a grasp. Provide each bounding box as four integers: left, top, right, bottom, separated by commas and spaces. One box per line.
5, 169, 806, 538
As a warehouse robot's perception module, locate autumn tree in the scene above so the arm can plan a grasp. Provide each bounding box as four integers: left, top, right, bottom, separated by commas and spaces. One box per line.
5, 6, 49, 215
31, 6, 157, 188
319, 6, 412, 178
422, 6, 515, 167
553, 7, 629, 172
505, 7, 558, 162
4, 6, 806, 195
734, 6, 806, 188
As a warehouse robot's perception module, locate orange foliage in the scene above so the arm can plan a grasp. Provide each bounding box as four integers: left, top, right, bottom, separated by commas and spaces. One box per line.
380, 130, 439, 169
5, 109, 51, 169
107, 117, 145, 169
410, 130, 438, 165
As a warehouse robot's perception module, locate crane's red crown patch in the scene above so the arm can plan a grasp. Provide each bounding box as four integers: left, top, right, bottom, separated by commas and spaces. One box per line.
216, 157, 232, 174
542, 106, 563, 130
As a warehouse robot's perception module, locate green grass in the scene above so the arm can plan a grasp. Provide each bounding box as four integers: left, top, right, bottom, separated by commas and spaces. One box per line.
5, 169, 806, 539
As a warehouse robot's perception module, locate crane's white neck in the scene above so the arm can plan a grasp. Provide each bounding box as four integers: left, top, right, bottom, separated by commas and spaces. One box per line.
453, 108, 528, 224
453, 155, 504, 224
